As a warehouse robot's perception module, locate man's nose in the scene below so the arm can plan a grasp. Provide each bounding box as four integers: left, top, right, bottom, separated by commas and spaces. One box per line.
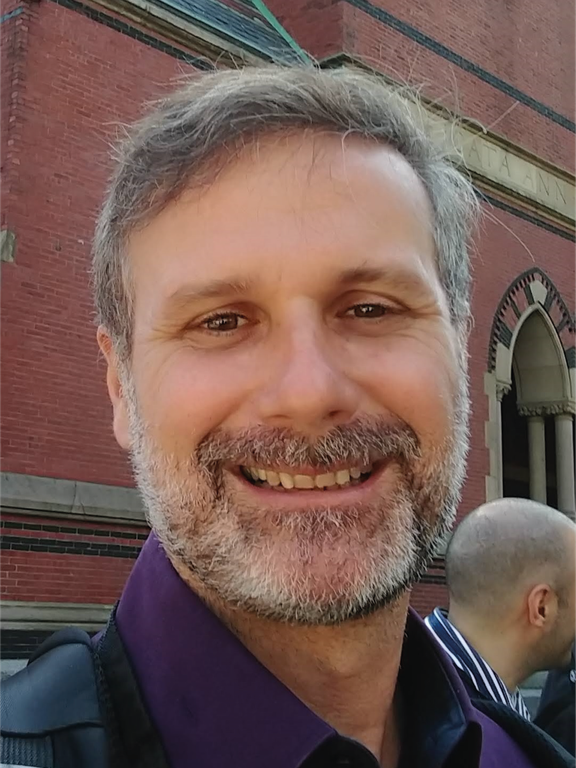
255, 323, 359, 433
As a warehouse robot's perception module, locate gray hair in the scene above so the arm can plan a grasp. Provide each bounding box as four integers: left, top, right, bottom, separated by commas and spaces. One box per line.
93, 65, 479, 360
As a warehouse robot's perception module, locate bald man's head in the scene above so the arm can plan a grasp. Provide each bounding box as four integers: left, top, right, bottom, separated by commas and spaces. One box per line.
446, 499, 576, 620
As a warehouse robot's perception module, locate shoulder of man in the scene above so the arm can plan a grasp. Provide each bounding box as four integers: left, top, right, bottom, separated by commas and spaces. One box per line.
534, 658, 576, 757
535, 669, 576, 755
473, 699, 575, 768
0, 627, 107, 768
536, 656, 575, 719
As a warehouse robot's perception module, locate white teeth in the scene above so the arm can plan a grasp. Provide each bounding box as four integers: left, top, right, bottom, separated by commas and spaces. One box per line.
315, 472, 336, 488
294, 474, 315, 489
335, 469, 350, 485
265, 470, 281, 486
350, 467, 361, 479
250, 468, 260, 481
279, 472, 294, 489
257, 469, 267, 481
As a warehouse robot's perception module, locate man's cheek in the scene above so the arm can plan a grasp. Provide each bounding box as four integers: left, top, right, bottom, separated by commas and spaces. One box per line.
373, 355, 455, 433
135, 368, 236, 451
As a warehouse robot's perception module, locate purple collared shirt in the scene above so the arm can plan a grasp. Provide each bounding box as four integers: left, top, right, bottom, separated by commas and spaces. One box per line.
116, 534, 537, 768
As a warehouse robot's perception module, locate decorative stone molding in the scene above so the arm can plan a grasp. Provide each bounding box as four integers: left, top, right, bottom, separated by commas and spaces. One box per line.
0, 229, 16, 262
496, 382, 511, 401
96, 0, 297, 67
323, 54, 575, 229
1, 600, 113, 631
488, 268, 575, 374
1, 471, 146, 524
518, 402, 576, 417
484, 371, 503, 501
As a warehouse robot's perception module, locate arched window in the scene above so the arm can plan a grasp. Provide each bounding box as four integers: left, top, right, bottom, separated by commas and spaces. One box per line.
485, 270, 575, 515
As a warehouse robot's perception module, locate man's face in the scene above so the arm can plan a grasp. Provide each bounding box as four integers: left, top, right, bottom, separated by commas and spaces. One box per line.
532, 533, 576, 671
102, 134, 469, 624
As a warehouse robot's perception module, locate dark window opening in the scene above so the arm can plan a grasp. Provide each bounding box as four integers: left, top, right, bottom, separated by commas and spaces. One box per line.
502, 374, 529, 499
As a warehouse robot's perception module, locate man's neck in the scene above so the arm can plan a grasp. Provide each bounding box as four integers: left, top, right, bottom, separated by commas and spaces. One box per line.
447, 609, 527, 691
174, 560, 409, 767
229, 599, 409, 766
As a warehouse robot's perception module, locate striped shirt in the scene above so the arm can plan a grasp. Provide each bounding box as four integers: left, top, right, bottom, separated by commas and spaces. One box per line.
425, 607, 531, 721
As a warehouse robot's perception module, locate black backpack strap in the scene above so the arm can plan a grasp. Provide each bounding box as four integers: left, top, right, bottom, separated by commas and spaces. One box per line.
473, 698, 575, 768
93, 606, 170, 768
0, 628, 107, 768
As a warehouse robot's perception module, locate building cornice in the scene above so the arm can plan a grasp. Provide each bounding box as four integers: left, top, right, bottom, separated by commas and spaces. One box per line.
323, 53, 575, 229
0, 600, 113, 631
1, 471, 146, 524
93, 0, 296, 65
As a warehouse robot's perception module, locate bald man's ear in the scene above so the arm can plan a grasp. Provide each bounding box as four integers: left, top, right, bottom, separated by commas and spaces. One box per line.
97, 326, 132, 452
526, 584, 558, 629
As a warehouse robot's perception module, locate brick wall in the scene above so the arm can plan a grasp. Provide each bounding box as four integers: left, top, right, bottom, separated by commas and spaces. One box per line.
266, 0, 345, 61
0, 0, 205, 626
411, 583, 448, 618
267, 0, 574, 169
349, 0, 574, 117
1, 0, 198, 486
0, 513, 146, 604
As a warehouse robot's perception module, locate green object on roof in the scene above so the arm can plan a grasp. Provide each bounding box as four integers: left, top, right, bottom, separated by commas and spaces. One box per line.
249, 0, 312, 64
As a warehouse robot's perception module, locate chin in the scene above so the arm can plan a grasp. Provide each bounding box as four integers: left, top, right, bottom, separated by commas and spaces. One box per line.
232, 583, 407, 626
198, 540, 416, 625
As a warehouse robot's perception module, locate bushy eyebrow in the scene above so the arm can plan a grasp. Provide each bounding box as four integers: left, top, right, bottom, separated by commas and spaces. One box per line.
163, 278, 255, 316
161, 263, 434, 317
334, 265, 432, 299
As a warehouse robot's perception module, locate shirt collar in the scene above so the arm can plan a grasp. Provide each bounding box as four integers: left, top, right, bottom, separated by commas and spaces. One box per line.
117, 534, 483, 768
425, 607, 531, 721
401, 607, 482, 767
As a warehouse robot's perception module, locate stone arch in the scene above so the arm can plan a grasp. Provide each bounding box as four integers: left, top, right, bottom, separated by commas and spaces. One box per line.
488, 267, 575, 384
512, 305, 572, 408
484, 269, 575, 514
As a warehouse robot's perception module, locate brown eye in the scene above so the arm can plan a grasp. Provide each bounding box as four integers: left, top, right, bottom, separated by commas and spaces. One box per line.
202, 313, 246, 332
350, 303, 389, 318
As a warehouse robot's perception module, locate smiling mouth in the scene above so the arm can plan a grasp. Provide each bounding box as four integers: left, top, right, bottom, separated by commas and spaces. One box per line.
239, 464, 375, 491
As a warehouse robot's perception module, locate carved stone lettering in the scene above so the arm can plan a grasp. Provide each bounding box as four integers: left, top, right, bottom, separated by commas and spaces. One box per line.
523, 168, 535, 189
467, 138, 482, 166
429, 114, 574, 222
484, 144, 498, 169
499, 154, 511, 177
554, 180, 568, 205
536, 171, 550, 197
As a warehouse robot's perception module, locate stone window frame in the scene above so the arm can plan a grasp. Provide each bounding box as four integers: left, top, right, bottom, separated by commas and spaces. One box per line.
484, 269, 575, 503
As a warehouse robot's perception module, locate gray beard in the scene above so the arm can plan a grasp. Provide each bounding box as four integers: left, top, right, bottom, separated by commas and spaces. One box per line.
123, 375, 469, 626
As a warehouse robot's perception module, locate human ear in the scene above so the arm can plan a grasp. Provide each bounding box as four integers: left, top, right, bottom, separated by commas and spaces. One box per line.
526, 583, 558, 629
97, 327, 132, 451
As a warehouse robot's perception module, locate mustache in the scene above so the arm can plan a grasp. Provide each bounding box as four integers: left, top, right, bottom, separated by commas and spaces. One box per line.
195, 415, 421, 470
